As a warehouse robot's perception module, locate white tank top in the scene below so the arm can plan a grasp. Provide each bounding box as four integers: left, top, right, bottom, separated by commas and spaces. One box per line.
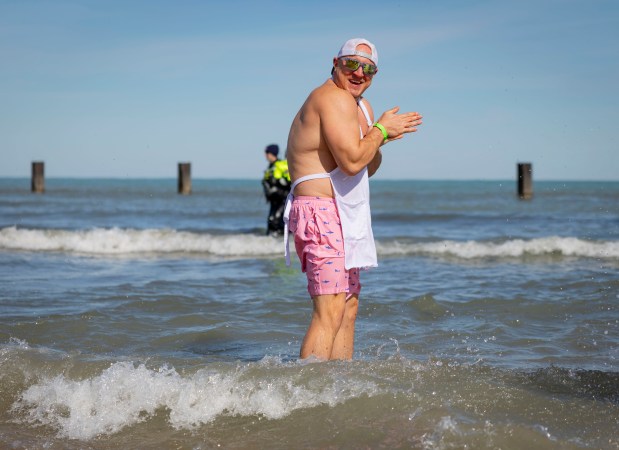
283, 98, 377, 270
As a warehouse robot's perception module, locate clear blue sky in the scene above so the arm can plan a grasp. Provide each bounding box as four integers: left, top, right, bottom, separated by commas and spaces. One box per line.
1, 0, 618, 180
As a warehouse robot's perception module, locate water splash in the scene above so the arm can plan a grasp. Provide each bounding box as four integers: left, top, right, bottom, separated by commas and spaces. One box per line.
11, 359, 383, 440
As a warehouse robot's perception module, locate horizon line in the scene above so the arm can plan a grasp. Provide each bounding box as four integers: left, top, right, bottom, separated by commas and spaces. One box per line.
1, 176, 618, 183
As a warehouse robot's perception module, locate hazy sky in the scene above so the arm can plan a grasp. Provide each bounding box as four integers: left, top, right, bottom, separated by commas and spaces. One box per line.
1, 0, 617, 180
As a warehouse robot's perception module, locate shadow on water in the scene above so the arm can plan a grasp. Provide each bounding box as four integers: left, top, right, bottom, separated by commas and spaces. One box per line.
187, 338, 267, 362
518, 366, 619, 404
185, 337, 297, 363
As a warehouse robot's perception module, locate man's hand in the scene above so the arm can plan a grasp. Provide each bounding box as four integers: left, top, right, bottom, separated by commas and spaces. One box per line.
376, 107, 423, 143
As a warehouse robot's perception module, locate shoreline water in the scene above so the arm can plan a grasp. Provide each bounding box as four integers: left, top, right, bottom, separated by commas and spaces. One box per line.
1, 178, 618, 448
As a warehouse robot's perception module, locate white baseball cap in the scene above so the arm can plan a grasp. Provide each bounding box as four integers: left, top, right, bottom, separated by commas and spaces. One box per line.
337, 38, 378, 65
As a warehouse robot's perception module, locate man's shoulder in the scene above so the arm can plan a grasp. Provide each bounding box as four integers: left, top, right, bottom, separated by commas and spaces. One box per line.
307, 80, 356, 110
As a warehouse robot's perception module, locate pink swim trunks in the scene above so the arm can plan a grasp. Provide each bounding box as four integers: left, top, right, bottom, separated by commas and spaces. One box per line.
288, 196, 361, 297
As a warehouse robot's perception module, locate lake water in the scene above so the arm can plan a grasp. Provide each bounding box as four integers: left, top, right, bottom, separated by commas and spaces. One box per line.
1, 178, 618, 449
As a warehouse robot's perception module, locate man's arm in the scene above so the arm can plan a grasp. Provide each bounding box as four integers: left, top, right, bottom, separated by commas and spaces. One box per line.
320, 89, 384, 176
320, 89, 423, 177
367, 149, 382, 177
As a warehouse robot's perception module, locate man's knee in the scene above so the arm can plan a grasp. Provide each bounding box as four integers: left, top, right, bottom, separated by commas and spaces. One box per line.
344, 296, 359, 322
313, 294, 347, 329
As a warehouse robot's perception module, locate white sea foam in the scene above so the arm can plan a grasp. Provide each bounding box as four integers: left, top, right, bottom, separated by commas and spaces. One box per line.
377, 236, 619, 259
1, 226, 617, 259
0, 226, 280, 256
11, 359, 381, 440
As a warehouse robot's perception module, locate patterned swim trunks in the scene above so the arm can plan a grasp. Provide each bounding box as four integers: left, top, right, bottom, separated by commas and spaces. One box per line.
288, 196, 361, 297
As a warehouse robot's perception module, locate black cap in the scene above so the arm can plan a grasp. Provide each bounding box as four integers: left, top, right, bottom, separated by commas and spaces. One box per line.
265, 144, 279, 157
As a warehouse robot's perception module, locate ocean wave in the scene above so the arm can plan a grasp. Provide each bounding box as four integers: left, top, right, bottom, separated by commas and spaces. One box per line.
11, 358, 382, 440
377, 236, 619, 259
1, 226, 617, 259
0, 226, 280, 257
4, 339, 619, 446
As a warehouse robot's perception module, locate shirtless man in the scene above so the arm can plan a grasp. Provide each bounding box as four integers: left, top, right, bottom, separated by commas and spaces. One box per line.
284, 38, 422, 360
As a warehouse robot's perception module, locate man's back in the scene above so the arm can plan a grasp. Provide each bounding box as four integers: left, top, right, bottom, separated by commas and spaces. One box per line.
287, 79, 373, 198
287, 81, 336, 198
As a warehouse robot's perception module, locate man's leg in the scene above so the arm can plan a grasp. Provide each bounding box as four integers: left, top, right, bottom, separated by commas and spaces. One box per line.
300, 292, 347, 360
267, 202, 277, 235
274, 199, 286, 234
330, 294, 359, 360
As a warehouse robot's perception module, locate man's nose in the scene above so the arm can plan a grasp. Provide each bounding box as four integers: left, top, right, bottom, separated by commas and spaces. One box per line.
352, 66, 365, 76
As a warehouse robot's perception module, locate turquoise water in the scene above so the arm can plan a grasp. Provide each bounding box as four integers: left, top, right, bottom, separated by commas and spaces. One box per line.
1, 178, 618, 448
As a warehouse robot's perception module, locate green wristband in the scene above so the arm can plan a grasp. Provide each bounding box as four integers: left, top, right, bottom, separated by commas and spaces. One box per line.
373, 122, 388, 142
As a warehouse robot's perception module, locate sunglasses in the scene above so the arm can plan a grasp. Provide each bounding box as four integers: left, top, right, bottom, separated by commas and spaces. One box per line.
340, 58, 378, 76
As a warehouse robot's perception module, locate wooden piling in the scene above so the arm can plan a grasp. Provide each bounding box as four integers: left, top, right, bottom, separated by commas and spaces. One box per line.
517, 162, 533, 199
178, 162, 191, 195
31, 161, 45, 193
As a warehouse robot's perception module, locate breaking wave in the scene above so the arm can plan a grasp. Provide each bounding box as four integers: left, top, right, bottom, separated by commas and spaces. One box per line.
10, 358, 382, 440
1, 226, 617, 259
0, 226, 279, 257
376, 236, 619, 259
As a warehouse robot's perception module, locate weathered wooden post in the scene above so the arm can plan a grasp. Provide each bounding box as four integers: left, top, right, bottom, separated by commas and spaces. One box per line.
31, 161, 45, 193
517, 162, 533, 200
178, 162, 191, 195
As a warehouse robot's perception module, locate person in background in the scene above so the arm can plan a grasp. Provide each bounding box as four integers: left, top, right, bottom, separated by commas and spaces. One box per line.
262, 144, 291, 236
284, 38, 422, 360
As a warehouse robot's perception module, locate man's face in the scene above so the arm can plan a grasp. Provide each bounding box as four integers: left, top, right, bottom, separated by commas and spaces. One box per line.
332, 44, 376, 98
